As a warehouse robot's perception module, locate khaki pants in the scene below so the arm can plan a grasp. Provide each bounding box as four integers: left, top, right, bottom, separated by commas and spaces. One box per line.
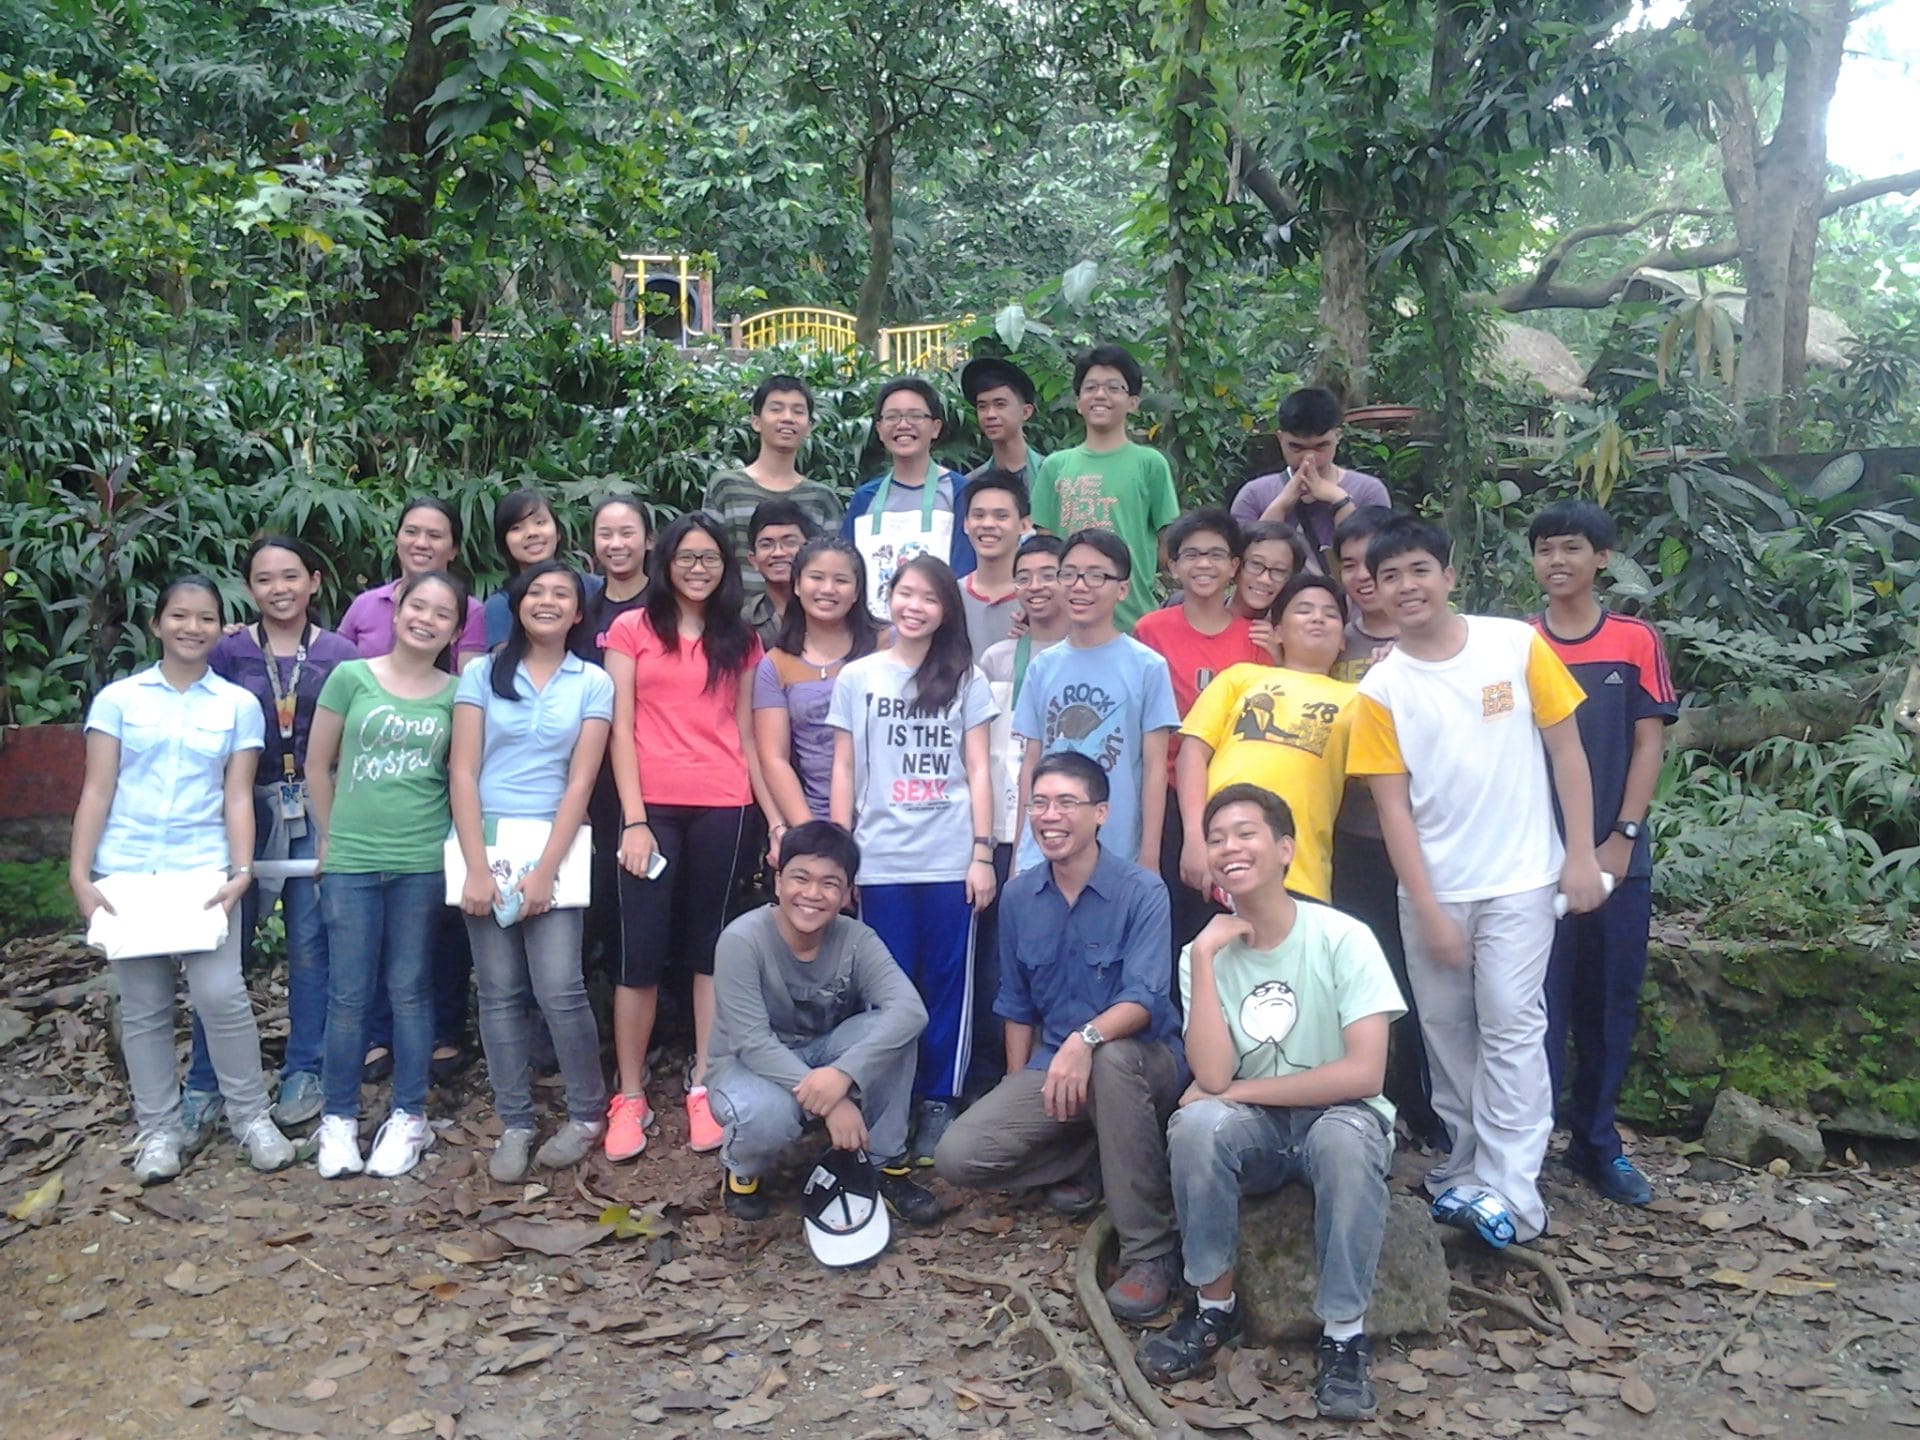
933, 1036, 1184, 1264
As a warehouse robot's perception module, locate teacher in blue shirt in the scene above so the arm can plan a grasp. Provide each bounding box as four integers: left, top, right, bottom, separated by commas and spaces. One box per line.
934, 750, 1186, 1324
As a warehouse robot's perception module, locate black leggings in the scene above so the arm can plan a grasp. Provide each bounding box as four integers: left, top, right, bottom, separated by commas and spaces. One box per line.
613, 803, 753, 989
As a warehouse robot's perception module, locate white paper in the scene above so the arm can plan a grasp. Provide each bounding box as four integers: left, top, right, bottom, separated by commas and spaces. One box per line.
443, 821, 591, 908
254, 859, 320, 881
87, 871, 232, 960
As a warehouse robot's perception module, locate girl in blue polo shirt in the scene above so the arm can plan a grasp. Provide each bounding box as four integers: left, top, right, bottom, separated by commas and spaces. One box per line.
450, 560, 614, 1181
68, 577, 297, 1185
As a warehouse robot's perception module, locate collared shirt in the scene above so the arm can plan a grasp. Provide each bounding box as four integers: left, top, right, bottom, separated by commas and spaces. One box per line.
994, 844, 1183, 1069
84, 665, 265, 873
338, 580, 488, 668
454, 651, 615, 818
745, 589, 788, 650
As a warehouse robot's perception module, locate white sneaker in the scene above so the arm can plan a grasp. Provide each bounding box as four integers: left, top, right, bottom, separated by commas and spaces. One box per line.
240, 1112, 296, 1173
315, 1115, 365, 1179
132, 1128, 185, 1186
365, 1110, 433, 1178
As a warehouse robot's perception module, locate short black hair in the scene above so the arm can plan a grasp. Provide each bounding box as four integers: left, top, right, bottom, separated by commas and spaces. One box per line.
1164, 507, 1243, 559
1062, 527, 1131, 581
961, 469, 1032, 520
1366, 514, 1453, 574
778, 820, 861, 884
1203, 782, 1296, 840
1527, 498, 1618, 552
1241, 519, 1310, 575
1033, 750, 1110, 804
1276, 387, 1343, 438
874, 376, 944, 424
492, 489, 557, 574
748, 497, 818, 545
752, 373, 815, 417
1332, 504, 1396, 562
1275, 571, 1348, 624
1073, 344, 1142, 396
1014, 534, 1066, 567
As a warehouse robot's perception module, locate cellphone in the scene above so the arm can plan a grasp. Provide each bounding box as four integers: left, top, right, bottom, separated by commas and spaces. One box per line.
644, 850, 668, 882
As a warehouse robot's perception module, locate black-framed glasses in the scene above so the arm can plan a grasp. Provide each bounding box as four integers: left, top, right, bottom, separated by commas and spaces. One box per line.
878, 410, 935, 425
673, 552, 723, 572
1176, 546, 1232, 565
1059, 567, 1120, 588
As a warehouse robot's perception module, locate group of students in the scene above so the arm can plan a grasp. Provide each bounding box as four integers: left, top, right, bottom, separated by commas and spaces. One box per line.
69, 350, 1675, 1422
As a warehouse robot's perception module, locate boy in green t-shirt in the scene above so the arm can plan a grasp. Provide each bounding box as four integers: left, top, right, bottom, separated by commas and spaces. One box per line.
1031, 345, 1179, 632
1137, 784, 1403, 1422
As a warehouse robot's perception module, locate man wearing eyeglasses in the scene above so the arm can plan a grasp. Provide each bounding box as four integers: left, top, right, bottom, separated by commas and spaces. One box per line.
842, 377, 976, 618
934, 750, 1187, 1324
743, 500, 819, 646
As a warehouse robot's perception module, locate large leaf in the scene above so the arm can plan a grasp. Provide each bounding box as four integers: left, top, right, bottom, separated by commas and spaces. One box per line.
1802, 451, 1864, 503
1060, 260, 1099, 308
993, 303, 1027, 351
1607, 553, 1654, 597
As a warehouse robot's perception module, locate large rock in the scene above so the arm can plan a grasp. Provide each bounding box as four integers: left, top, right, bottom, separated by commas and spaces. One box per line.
1702, 1087, 1826, 1171
1236, 1188, 1448, 1342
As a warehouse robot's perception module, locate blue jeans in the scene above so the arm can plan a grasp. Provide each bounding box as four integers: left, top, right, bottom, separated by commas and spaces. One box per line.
364, 904, 473, 1054
187, 823, 328, 1090
1166, 1099, 1393, 1326
465, 909, 605, 1130
320, 871, 440, 1118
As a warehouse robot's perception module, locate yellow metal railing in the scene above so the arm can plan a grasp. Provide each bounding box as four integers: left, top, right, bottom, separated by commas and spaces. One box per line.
612, 253, 713, 343
739, 306, 861, 354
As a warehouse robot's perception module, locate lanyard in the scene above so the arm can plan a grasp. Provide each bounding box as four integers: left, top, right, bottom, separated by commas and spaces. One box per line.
866, 469, 942, 536
256, 623, 312, 780
1011, 635, 1034, 704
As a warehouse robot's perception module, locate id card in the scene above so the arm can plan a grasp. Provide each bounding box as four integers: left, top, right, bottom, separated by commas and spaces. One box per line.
278, 780, 308, 828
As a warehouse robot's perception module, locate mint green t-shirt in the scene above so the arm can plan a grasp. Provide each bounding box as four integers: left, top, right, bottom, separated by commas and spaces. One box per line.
1178, 902, 1407, 1126
315, 660, 456, 875
1033, 441, 1180, 632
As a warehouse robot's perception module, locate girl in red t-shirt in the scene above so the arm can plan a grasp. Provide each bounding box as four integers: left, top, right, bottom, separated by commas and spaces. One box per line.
603, 514, 775, 1162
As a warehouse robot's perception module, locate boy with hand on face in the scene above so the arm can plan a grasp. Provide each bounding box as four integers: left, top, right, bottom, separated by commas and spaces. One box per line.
744, 500, 818, 646
1031, 346, 1179, 633
962, 357, 1046, 488
1013, 530, 1179, 876
843, 378, 975, 618
1233, 387, 1390, 563
959, 472, 1030, 657
706, 376, 845, 604
1345, 515, 1606, 1251
1529, 500, 1676, 1207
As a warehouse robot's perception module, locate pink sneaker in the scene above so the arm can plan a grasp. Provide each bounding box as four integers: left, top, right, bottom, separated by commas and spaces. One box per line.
685, 1087, 723, 1153
605, 1092, 652, 1162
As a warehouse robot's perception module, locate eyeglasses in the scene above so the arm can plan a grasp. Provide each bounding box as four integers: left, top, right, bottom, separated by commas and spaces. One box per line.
1058, 567, 1120, 589
878, 411, 935, 425
672, 552, 723, 572
754, 536, 804, 555
1175, 546, 1232, 565
1026, 796, 1096, 815
1079, 380, 1132, 397
1013, 569, 1061, 590
1242, 559, 1292, 581
782, 868, 847, 897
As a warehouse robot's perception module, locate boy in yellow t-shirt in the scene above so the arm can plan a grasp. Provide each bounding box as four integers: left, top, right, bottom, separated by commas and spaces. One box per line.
1344, 516, 1606, 1251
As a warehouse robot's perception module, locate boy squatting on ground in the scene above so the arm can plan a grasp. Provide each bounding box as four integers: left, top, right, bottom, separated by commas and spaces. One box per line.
1346, 515, 1607, 1249
1137, 783, 1405, 1422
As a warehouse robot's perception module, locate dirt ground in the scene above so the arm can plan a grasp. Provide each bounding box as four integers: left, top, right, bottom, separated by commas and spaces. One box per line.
1, 936, 1917, 1440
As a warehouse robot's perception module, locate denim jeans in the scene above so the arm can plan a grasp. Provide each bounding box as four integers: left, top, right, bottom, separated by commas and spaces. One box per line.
465, 908, 605, 1130
365, 904, 472, 1054
187, 822, 327, 1090
707, 1012, 918, 1176
320, 871, 440, 1118
1166, 1099, 1393, 1327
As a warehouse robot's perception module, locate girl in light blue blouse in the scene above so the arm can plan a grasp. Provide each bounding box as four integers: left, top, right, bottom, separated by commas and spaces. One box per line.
450, 559, 614, 1181
68, 577, 297, 1185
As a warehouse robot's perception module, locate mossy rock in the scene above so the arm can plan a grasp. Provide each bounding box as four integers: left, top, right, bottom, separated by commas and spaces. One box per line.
1236, 1189, 1449, 1342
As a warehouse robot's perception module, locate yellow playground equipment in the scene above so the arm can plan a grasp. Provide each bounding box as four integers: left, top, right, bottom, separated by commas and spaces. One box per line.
611, 254, 969, 372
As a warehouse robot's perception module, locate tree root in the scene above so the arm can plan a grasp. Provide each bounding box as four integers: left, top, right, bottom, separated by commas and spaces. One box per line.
1451, 1281, 1561, 1334
1072, 1214, 1194, 1439
924, 1260, 1162, 1440
1440, 1227, 1580, 1328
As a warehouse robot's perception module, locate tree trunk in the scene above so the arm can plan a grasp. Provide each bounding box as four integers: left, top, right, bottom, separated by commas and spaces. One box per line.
1420, 1, 1472, 536
1315, 180, 1370, 404
1162, 0, 1211, 476
854, 110, 894, 351
1719, 0, 1849, 451
364, 0, 457, 383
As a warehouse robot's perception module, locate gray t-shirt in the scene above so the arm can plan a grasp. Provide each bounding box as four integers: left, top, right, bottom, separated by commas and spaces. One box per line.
827, 651, 998, 885
710, 906, 927, 1094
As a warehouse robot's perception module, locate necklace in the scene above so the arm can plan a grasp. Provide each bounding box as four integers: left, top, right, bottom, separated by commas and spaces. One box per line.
800, 634, 851, 680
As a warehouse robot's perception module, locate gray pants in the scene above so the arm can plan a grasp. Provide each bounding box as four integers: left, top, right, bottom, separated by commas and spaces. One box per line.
706, 1012, 917, 1175
933, 1037, 1183, 1265
465, 910, 606, 1130
114, 922, 271, 1135
1167, 1099, 1393, 1327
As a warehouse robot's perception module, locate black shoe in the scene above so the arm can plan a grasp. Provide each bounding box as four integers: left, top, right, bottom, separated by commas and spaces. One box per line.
1134, 1297, 1243, 1383
723, 1171, 770, 1221
878, 1162, 942, 1225
1313, 1334, 1377, 1421
430, 1045, 472, 1085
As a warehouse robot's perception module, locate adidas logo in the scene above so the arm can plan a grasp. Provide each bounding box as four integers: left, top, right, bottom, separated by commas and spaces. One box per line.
1604, 671, 1624, 685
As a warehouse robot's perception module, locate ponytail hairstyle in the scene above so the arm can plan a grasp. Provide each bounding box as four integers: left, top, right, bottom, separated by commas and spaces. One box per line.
394, 569, 470, 674
242, 534, 325, 623
644, 512, 754, 691
891, 553, 970, 717
491, 488, 560, 577
491, 559, 588, 701
156, 574, 223, 616
774, 536, 880, 662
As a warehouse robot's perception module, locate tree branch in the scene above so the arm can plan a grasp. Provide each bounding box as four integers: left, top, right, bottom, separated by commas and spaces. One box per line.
1230, 138, 1299, 223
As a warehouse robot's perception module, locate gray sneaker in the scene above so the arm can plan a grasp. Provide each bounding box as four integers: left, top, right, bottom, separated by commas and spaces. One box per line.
909, 1099, 956, 1168
240, 1112, 296, 1172
272, 1072, 324, 1127
490, 1128, 536, 1183
179, 1089, 224, 1157
534, 1120, 606, 1171
132, 1128, 186, 1186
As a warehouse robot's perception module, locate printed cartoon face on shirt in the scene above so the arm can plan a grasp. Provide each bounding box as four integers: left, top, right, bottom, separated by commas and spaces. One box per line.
1238, 980, 1299, 1071
1228, 685, 1341, 757
876, 693, 959, 807
1044, 681, 1126, 771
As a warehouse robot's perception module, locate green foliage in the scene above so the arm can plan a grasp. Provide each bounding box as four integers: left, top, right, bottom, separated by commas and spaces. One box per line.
0, 859, 76, 940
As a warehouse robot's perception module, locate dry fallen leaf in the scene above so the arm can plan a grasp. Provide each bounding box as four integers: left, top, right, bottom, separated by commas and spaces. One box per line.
241, 1400, 331, 1435
895, 1383, 935, 1408
8, 1172, 63, 1223
489, 1217, 613, 1258
1620, 1372, 1657, 1414
435, 1232, 513, 1265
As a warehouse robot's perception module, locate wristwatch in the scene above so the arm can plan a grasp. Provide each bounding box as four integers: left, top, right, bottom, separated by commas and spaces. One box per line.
1078, 1022, 1106, 1049
1612, 820, 1644, 841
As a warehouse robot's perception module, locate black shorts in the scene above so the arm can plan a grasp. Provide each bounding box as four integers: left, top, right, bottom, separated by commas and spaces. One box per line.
613, 803, 753, 988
